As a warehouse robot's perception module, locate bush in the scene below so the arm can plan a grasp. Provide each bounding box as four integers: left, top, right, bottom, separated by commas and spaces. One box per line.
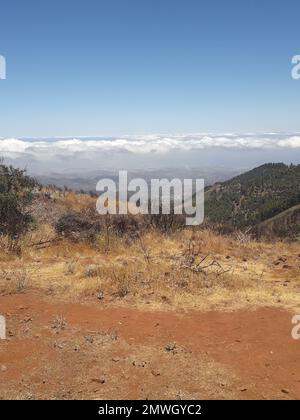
148, 213, 186, 233
107, 214, 140, 236
0, 163, 36, 239
55, 213, 102, 242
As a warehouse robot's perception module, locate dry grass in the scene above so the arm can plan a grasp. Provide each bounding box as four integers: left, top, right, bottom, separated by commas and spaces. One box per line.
1, 220, 300, 312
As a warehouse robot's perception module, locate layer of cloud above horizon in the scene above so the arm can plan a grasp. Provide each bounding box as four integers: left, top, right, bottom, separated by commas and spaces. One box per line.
1, 133, 300, 161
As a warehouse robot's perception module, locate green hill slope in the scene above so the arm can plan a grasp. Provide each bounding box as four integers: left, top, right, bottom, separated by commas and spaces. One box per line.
256, 204, 300, 238
204, 163, 300, 232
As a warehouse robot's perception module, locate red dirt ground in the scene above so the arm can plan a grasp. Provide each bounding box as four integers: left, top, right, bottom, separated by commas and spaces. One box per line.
0, 292, 299, 400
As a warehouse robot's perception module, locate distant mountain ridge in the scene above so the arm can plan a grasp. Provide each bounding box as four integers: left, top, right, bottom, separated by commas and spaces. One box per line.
35, 167, 241, 193
204, 163, 300, 236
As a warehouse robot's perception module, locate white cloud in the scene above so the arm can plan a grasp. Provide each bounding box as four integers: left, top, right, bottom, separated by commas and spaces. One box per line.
277, 136, 300, 148
1, 133, 300, 161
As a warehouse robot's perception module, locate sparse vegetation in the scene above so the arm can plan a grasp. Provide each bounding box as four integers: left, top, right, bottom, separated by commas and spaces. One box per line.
0, 162, 36, 250
1, 163, 300, 400
55, 213, 101, 242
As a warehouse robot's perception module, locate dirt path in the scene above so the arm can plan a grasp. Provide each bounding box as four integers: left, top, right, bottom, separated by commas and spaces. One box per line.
0, 292, 299, 399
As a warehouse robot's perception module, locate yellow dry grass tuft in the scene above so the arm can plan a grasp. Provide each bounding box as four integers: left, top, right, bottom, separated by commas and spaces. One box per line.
1, 222, 300, 312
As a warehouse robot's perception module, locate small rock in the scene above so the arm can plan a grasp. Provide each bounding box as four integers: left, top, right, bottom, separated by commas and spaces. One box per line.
281, 389, 289, 394
151, 370, 161, 377
132, 360, 148, 367
165, 342, 177, 353
97, 291, 104, 300
92, 377, 106, 384
161, 295, 171, 304
23, 317, 32, 323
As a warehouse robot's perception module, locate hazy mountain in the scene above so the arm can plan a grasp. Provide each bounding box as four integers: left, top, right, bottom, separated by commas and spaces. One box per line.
34, 166, 243, 192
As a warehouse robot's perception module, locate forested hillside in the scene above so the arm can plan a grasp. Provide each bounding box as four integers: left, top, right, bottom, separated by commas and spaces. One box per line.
205, 163, 300, 232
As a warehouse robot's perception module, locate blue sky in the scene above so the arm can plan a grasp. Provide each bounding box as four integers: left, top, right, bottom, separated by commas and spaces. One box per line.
0, 0, 299, 137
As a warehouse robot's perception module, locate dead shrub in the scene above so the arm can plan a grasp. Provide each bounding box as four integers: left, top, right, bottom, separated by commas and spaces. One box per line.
113, 271, 130, 298
84, 264, 100, 278
235, 228, 252, 244
107, 214, 140, 237
55, 213, 102, 242
64, 258, 78, 275
0, 268, 29, 293
148, 213, 186, 233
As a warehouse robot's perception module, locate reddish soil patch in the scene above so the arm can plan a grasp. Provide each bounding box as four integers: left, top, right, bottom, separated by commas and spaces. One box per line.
0, 292, 299, 399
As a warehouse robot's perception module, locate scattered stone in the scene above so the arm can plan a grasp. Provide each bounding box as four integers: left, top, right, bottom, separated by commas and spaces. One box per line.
0, 365, 7, 372
23, 317, 32, 323
151, 370, 161, 377
161, 295, 172, 304
92, 377, 106, 384
165, 342, 177, 353
97, 291, 104, 300
51, 315, 67, 332
54, 342, 63, 349
85, 335, 94, 344
132, 360, 148, 368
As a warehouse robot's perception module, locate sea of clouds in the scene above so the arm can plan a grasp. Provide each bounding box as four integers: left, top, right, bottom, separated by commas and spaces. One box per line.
1, 133, 300, 160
